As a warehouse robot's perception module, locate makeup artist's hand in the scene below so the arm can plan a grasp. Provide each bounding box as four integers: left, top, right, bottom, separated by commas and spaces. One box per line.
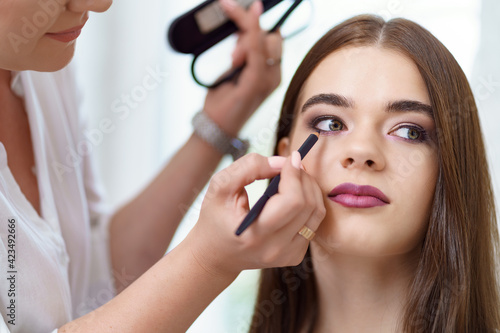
186, 152, 325, 277
202, 0, 282, 137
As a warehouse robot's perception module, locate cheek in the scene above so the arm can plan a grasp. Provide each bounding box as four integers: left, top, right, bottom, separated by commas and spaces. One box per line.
388, 147, 438, 211
0, 20, 71, 70
0, 5, 61, 48
300, 139, 335, 175
378, 149, 438, 252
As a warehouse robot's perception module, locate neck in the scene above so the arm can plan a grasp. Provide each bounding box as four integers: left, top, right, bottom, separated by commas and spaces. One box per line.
0, 69, 12, 89
310, 242, 420, 332
0, 69, 14, 101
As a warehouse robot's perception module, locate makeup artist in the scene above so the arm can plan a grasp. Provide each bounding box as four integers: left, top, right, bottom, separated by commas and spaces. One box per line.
0, 0, 325, 332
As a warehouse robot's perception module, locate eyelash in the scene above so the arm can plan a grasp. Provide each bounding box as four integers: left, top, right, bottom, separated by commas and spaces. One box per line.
308, 116, 429, 143
389, 124, 429, 143
308, 115, 345, 135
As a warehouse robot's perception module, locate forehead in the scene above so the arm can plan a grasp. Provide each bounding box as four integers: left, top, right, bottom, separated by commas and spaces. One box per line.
298, 46, 430, 108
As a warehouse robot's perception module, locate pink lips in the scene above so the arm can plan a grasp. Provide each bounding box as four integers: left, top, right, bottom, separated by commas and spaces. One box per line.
45, 25, 84, 43
328, 183, 390, 208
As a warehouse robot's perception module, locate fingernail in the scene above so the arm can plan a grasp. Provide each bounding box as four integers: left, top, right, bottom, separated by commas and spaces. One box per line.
291, 151, 302, 170
251, 1, 264, 15
268, 156, 286, 169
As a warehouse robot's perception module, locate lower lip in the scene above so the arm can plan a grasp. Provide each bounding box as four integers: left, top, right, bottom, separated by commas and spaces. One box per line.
329, 194, 388, 208
45, 29, 82, 43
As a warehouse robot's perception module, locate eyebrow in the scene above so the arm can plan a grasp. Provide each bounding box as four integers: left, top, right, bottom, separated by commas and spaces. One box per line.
301, 93, 433, 117
301, 93, 353, 113
386, 100, 433, 117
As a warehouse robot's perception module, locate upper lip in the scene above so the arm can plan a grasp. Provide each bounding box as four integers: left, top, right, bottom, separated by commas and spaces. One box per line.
328, 183, 390, 203
47, 24, 85, 35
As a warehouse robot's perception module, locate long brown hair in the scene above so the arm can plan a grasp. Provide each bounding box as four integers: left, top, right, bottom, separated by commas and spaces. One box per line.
249, 15, 500, 332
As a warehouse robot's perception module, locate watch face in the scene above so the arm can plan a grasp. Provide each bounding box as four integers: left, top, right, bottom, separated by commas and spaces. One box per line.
229, 138, 250, 160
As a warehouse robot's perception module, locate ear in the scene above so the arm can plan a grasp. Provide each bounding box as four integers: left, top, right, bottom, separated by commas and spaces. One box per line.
277, 137, 291, 157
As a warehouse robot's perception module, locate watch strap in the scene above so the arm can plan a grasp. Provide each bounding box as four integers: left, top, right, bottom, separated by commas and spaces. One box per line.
192, 111, 249, 160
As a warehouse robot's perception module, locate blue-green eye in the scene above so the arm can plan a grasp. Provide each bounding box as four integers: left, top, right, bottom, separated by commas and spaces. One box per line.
391, 126, 426, 142
312, 117, 345, 133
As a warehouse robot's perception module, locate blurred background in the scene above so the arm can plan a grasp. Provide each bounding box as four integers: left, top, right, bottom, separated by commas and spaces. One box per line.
73, 0, 499, 331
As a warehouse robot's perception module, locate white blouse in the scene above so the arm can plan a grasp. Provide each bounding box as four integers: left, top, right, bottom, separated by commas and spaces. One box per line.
0, 65, 115, 332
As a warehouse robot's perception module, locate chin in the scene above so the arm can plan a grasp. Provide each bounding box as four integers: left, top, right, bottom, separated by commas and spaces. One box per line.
12, 43, 76, 72
36, 49, 75, 72
313, 227, 425, 260
39, 58, 73, 72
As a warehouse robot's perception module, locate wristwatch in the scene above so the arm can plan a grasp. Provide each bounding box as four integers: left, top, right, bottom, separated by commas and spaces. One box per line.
192, 111, 250, 160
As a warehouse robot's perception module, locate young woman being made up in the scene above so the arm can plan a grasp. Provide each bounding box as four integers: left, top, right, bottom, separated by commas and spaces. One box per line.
249, 14, 500, 333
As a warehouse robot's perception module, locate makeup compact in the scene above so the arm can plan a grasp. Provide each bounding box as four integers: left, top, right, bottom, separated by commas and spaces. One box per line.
168, 0, 282, 56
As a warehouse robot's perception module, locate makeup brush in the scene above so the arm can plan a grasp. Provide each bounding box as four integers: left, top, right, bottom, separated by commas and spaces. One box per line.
235, 131, 319, 235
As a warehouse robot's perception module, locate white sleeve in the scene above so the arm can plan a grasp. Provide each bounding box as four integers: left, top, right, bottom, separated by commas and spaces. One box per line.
80, 121, 117, 309
0, 318, 9, 332
48, 61, 116, 315
73, 63, 116, 310
0, 319, 58, 333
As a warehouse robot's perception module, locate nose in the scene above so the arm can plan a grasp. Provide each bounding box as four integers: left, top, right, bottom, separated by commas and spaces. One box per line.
339, 126, 386, 171
67, 0, 113, 13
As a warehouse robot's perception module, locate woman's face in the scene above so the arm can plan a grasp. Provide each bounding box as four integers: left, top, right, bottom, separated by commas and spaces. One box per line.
0, 0, 112, 71
279, 46, 438, 257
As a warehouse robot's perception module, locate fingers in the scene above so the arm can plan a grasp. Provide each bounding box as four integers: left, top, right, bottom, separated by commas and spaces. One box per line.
209, 153, 285, 196
222, 0, 264, 68
253, 151, 325, 235
219, 0, 281, 88
231, 27, 282, 69
265, 32, 283, 62
309, 173, 326, 231
231, 39, 247, 68
242, 151, 324, 267
219, 0, 262, 32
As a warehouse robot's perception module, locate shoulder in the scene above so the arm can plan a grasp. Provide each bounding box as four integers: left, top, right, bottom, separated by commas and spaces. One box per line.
35, 62, 87, 131
43, 61, 84, 111
16, 63, 89, 151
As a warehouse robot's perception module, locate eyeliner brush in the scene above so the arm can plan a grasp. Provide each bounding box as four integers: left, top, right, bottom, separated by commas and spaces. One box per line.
235, 131, 320, 236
